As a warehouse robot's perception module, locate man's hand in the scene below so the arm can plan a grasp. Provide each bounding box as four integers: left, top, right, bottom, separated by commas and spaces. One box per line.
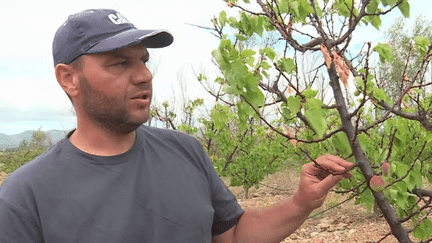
214, 154, 353, 243
293, 154, 353, 211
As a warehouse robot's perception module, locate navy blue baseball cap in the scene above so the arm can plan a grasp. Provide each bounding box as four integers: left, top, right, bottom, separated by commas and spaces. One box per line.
53, 9, 173, 66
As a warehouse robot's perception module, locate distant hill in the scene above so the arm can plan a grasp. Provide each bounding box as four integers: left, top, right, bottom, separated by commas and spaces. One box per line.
0, 129, 72, 151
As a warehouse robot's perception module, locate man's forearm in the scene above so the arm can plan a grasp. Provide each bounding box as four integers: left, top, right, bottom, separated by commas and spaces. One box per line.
232, 194, 314, 243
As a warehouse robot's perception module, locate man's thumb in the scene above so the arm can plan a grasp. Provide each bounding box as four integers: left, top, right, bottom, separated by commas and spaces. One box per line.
319, 174, 343, 192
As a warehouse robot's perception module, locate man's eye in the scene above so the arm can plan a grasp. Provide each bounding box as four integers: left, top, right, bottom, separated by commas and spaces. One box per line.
110, 60, 127, 67
115, 61, 127, 67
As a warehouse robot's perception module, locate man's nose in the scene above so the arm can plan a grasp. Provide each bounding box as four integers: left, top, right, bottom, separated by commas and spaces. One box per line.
131, 62, 152, 84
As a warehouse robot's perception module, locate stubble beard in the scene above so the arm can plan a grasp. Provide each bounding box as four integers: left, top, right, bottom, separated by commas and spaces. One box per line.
79, 76, 149, 135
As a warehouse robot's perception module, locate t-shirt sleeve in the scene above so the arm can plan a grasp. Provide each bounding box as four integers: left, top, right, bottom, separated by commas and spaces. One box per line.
0, 199, 43, 243
200, 152, 244, 237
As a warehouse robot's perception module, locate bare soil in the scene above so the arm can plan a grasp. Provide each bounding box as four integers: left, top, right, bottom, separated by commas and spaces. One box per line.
1, 168, 429, 242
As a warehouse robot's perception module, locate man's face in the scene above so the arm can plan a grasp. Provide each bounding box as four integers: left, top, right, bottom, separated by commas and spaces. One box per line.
74, 44, 153, 134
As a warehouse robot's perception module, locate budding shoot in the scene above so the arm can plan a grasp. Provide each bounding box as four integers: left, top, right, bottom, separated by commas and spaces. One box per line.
370, 175, 385, 192
382, 161, 390, 176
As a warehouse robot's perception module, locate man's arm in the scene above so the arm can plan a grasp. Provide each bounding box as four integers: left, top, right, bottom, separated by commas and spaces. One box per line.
0, 199, 44, 243
212, 154, 353, 243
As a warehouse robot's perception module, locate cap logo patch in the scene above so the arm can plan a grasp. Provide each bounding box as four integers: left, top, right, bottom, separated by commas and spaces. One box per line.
108, 12, 131, 25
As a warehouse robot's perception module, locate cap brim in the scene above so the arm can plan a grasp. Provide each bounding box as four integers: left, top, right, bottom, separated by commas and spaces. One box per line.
87, 29, 173, 54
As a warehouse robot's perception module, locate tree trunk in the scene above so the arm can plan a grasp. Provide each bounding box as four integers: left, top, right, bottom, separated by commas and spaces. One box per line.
327, 64, 412, 243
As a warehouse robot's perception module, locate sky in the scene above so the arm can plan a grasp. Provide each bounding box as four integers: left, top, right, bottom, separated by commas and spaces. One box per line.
0, 0, 429, 135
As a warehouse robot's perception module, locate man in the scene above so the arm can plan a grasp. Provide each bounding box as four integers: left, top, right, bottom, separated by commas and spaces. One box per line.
0, 9, 352, 242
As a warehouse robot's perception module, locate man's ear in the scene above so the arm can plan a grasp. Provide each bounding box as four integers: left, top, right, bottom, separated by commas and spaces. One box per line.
55, 63, 80, 99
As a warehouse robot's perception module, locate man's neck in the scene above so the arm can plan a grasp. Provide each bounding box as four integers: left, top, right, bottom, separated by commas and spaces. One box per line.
69, 122, 137, 156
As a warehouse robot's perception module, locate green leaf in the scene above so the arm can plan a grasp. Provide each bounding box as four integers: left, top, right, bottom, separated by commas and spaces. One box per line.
381, 0, 398, 6
219, 11, 227, 26
331, 132, 352, 157
264, 47, 276, 61
355, 76, 364, 90
236, 34, 247, 41
246, 56, 255, 67
287, 96, 301, 115
366, 0, 379, 13
334, 0, 358, 17
395, 163, 409, 177
374, 43, 394, 63
395, 191, 408, 208
277, 0, 289, 14
369, 15, 382, 30
407, 193, 417, 206
260, 61, 271, 70
312, 1, 323, 17
414, 36, 430, 58
252, 16, 264, 37
210, 104, 234, 130
371, 87, 390, 103
282, 106, 292, 118
304, 98, 326, 137
239, 12, 253, 37
423, 219, 432, 239
212, 49, 225, 67
240, 49, 256, 59
398, 0, 410, 18
302, 87, 318, 98
278, 57, 297, 74
297, 0, 314, 22
413, 223, 426, 240
289, 1, 300, 18
389, 189, 398, 199
425, 133, 432, 143
228, 17, 238, 26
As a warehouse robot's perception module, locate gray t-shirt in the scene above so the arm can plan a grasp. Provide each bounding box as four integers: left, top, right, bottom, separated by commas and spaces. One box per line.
0, 126, 243, 242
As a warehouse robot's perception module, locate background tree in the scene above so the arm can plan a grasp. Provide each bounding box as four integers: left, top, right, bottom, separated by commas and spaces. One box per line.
30, 128, 51, 150
0, 129, 50, 174
18, 139, 29, 150
377, 15, 432, 102
149, 70, 292, 198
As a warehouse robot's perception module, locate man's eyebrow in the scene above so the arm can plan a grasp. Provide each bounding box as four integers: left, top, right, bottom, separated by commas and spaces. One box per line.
108, 51, 150, 60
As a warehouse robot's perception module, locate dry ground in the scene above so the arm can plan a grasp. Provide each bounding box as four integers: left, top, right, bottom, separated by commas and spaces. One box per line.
0, 168, 429, 242
227, 168, 429, 243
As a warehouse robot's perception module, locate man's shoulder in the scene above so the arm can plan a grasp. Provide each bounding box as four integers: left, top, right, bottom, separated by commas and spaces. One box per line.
1, 138, 71, 187
136, 125, 208, 162
138, 125, 198, 143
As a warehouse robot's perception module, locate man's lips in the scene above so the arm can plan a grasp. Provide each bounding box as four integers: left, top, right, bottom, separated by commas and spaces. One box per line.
130, 92, 151, 100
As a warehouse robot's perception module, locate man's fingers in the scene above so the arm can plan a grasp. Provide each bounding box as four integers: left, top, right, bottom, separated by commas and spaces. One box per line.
311, 154, 354, 180
317, 174, 344, 193
326, 154, 353, 167
317, 154, 353, 170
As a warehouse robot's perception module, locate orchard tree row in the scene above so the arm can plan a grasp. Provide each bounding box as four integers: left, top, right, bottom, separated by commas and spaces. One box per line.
0, 129, 51, 173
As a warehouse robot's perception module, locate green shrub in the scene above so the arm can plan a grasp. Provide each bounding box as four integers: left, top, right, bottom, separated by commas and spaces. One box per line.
0, 149, 46, 173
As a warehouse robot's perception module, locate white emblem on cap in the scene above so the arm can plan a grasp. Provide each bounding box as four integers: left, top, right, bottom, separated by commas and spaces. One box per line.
108, 12, 131, 25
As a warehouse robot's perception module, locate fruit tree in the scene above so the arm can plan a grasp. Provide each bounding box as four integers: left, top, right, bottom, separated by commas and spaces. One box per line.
201, 0, 432, 242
